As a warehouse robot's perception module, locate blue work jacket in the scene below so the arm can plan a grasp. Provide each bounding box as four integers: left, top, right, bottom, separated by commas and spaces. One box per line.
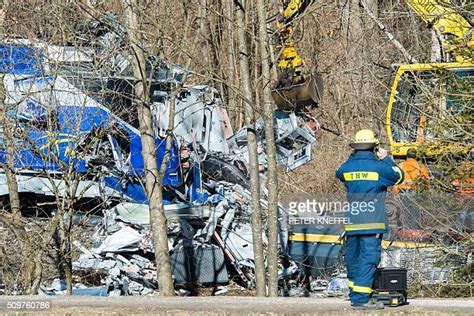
336, 150, 404, 235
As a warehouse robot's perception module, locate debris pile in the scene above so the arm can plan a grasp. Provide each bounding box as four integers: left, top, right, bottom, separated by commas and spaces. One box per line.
39, 279, 108, 296
66, 181, 273, 296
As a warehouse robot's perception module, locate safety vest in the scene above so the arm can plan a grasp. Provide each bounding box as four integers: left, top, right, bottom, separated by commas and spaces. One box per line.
336, 151, 404, 235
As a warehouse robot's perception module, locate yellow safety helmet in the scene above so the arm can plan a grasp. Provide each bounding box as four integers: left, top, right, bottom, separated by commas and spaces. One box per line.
350, 129, 379, 150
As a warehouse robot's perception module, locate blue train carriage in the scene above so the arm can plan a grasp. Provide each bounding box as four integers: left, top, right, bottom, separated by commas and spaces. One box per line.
0, 42, 184, 205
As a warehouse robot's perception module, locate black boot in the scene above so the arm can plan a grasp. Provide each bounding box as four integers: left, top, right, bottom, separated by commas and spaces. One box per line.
352, 300, 384, 310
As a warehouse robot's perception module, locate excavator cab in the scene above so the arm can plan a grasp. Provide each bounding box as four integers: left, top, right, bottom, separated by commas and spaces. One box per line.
386, 63, 474, 157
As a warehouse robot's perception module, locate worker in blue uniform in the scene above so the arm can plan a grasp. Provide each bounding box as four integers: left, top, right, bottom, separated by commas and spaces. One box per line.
336, 129, 404, 310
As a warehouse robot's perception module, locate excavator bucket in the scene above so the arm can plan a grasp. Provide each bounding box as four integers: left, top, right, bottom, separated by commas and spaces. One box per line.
271, 73, 323, 112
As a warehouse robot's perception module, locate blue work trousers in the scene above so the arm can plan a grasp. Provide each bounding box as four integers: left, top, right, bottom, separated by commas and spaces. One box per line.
345, 234, 382, 305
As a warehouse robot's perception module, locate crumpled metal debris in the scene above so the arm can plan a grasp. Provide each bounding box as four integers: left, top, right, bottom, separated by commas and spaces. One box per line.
310, 279, 328, 292
324, 274, 349, 297
213, 286, 229, 296
0, 39, 326, 297
72, 219, 159, 296
38, 279, 108, 296
156, 85, 318, 173
64, 177, 311, 296
95, 226, 145, 254
71, 180, 290, 295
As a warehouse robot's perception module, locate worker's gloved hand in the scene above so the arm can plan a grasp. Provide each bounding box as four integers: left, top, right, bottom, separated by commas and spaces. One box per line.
376, 147, 388, 160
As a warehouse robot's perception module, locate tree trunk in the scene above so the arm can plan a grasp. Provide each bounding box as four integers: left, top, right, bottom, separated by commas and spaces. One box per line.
0, 0, 20, 223
57, 199, 74, 295
235, 0, 266, 296
256, 0, 279, 297
223, 0, 239, 129
0, 0, 39, 294
431, 29, 442, 62
198, 0, 212, 76
0, 112, 20, 222
122, 0, 174, 296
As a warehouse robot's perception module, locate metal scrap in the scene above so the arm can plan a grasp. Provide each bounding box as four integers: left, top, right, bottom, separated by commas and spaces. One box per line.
69, 180, 285, 295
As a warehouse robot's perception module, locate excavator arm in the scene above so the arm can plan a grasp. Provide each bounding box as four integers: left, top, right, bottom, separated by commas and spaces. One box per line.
282, 0, 314, 19
277, 0, 314, 75
405, 0, 473, 62
272, 0, 323, 111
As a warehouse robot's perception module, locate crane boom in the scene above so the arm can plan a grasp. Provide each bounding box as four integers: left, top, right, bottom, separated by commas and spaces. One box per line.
405, 0, 473, 62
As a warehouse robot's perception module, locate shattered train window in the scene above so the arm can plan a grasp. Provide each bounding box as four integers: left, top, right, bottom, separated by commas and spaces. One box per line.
64, 74, 139, 129
103, 78, 138, 129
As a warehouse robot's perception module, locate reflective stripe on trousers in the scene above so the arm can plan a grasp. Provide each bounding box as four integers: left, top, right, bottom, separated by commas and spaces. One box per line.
352, 285, 372, 294
345, 234, 382, 305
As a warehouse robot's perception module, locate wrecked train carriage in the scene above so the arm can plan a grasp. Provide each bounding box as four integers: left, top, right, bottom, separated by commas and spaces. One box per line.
0, 43, 269, 291
0, 42, 194, 207
162, 85, 320, 175
0, 42, 334, 293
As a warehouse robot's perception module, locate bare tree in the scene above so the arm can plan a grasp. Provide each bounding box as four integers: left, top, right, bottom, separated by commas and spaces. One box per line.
360, 0, 416, 63
255, 0, 279, 297
235, 0, 266, 296
0, 0, 41, 294
0, 0, 20, 226
122, 0, 174, 296
223, 0, 240, 129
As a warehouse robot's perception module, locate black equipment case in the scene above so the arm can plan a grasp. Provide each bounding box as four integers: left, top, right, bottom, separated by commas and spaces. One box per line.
372, 267, 408, 307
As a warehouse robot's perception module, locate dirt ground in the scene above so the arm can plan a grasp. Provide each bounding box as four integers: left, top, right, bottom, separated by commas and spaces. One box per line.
0, 296, 473, 315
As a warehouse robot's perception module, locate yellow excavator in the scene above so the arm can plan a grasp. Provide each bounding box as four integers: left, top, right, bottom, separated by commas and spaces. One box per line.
387, 0, 473, 157
272, 0, 323, 111
386, 0, 473, 192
